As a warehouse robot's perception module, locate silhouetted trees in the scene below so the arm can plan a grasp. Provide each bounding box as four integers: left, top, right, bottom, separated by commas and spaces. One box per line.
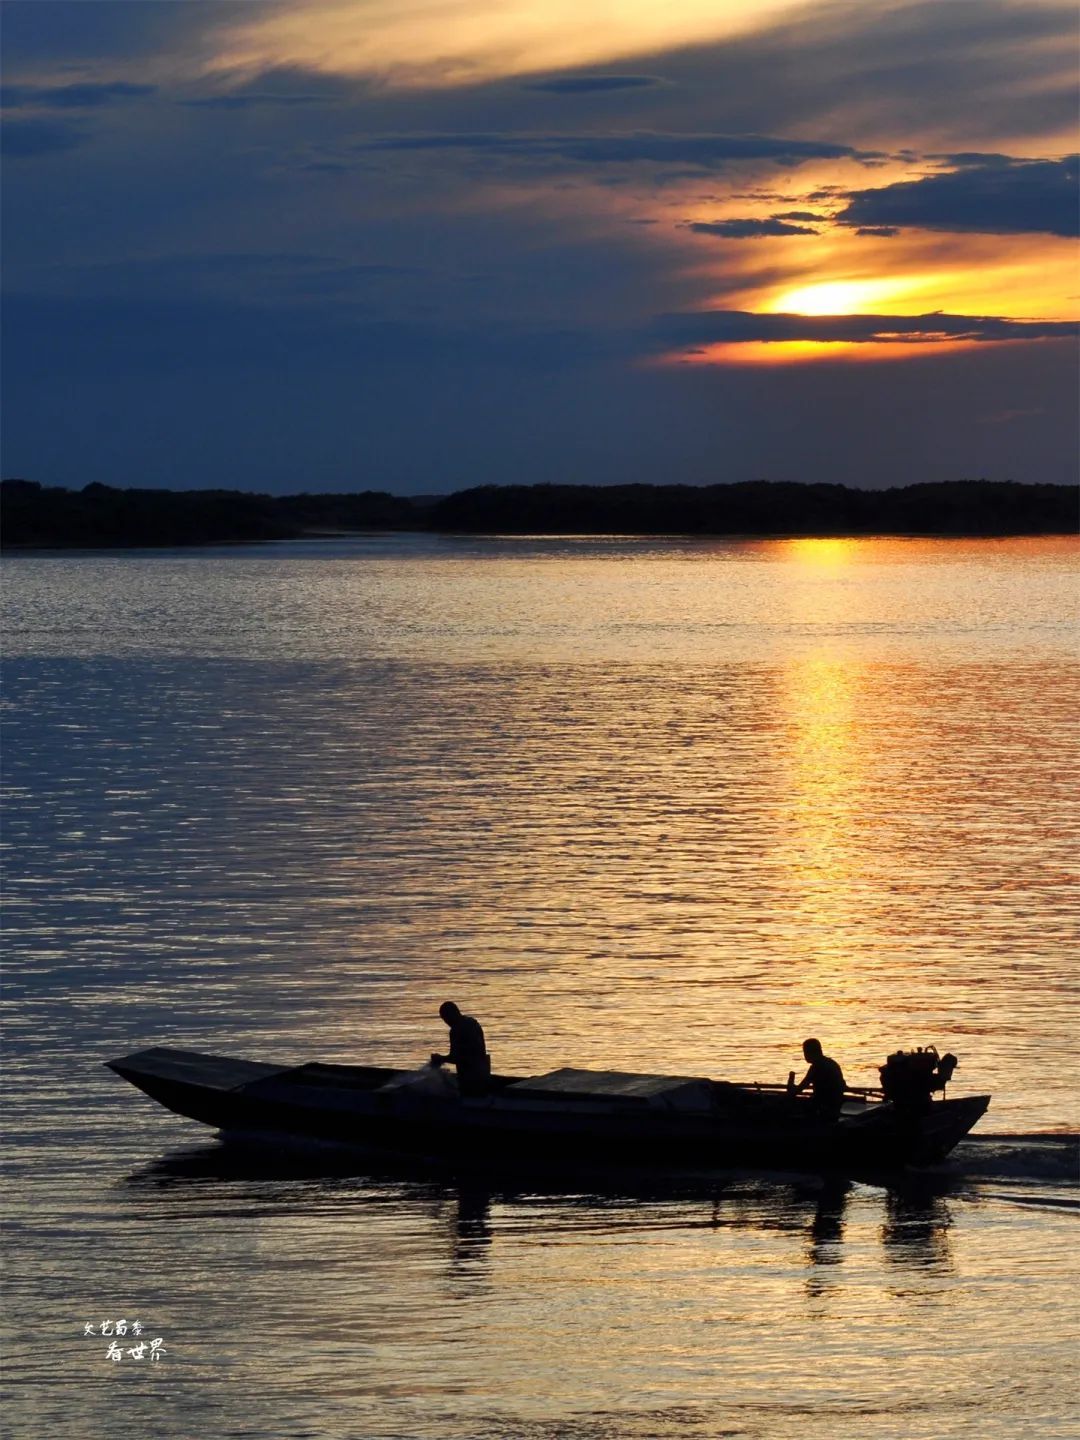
426, 480, 1076, 537
0, 481, 412, 548
1, 477, 1075, 549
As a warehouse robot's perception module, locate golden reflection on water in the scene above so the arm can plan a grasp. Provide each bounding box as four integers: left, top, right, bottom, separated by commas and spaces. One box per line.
753, 539, 880, 1056
779, 650, 865, 967
781, 537, 860, 569
775, 544, 873, 1010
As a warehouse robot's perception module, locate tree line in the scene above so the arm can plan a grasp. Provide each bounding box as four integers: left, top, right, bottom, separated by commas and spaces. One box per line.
1, 477, 1075, 548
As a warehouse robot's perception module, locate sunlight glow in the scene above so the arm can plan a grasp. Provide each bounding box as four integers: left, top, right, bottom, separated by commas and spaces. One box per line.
784, 539, 859, 568
767, 277, 932, 316
208, 0, 803, 87
654, 338, 995, 366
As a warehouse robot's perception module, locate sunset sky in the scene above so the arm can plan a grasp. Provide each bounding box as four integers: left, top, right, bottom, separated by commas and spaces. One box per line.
2, 0, 1076, 492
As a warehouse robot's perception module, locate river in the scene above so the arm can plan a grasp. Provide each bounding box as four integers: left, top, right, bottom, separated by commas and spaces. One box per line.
2, 533, 1077, 1439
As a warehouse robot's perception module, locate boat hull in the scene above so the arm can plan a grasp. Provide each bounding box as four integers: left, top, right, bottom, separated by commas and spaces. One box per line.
105, 1048, 990, 1173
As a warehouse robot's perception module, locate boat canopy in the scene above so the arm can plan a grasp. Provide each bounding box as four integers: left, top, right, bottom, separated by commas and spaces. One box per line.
507, 1069, 714, 1111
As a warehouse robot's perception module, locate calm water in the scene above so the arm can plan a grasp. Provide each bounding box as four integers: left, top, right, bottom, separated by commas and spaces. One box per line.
2, 534, 1078, 1439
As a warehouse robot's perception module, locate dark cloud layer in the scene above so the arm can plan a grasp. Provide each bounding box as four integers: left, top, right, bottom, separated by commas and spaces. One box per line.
524, 75, 662, 94
688, 218, 819, 238
176, 64, 352, 111
360, 130, 881, 169
655, 310, 1078, 346
181, 92, 332, 110
1, 80, 155, 109
839, 154, 1079, 237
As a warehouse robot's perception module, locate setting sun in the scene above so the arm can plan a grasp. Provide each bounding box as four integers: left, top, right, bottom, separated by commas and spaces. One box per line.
767, 277, 929, 316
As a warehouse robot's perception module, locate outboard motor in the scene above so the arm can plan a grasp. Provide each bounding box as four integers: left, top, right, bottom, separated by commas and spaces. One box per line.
935, 1052, 958, 1090
879, 1046, 959, 1111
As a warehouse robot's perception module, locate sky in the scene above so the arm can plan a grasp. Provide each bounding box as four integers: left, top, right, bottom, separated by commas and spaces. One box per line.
1, 0, 1077, 493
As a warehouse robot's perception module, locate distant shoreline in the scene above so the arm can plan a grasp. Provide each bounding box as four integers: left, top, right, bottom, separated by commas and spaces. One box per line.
2, 478, 1076, 550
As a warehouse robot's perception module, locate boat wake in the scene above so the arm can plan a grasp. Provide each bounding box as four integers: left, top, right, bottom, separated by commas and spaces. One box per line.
944, 1133, 1077, 1187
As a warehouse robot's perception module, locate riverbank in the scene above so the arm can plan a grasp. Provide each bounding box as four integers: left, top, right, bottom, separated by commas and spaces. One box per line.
2, 478, 1075, 549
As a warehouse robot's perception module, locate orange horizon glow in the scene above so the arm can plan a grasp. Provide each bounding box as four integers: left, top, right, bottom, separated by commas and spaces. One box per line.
651, 337, 1013, 366
664, 166, 1078, 363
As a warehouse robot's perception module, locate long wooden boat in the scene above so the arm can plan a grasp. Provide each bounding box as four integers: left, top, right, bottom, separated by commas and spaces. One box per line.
105, 1047, 990, 1172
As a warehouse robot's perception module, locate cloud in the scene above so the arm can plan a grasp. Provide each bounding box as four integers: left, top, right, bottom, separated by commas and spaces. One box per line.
180, 92, 332, 110
687, 218, 819, 238
205, 0, 802, 91
524, 74, 662, 94
0, 117, 85, 158
855, 226, 900, 237
936, 151, 1018, 168
838, 154, 1079, 237
772, 210, 827, 221
653, 309, 1078, 346
1, 81, 155, 109
178, 68, 349, 109
648, 0, 1079, 151
358, 131, 880, 170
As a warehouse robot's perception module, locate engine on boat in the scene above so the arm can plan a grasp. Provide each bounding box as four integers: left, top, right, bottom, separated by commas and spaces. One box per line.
879, 1046, 958, 1110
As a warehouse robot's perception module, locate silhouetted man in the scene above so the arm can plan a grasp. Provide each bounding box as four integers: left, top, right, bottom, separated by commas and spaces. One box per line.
431, 1002, 491, 1097
791, 1038, 846, 1121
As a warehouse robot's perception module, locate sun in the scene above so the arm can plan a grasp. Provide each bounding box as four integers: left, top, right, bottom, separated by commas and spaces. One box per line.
768, 277, 928, 315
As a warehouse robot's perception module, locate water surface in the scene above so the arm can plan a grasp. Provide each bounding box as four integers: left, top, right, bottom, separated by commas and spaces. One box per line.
2, 534, 1077, 1439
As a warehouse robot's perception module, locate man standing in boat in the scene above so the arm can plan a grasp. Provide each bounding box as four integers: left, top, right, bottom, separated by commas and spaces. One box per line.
431, 1002, 492, 1097
790, 1038, 846, 1121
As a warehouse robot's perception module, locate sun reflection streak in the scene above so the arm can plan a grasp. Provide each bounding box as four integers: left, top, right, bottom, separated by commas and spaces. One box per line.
783, 538, 859, 569
768, 543, 879, 1032
770, 649, 876, 1068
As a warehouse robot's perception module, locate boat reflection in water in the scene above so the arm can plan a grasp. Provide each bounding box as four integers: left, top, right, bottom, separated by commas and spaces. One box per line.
123, 1139, 961, 1290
